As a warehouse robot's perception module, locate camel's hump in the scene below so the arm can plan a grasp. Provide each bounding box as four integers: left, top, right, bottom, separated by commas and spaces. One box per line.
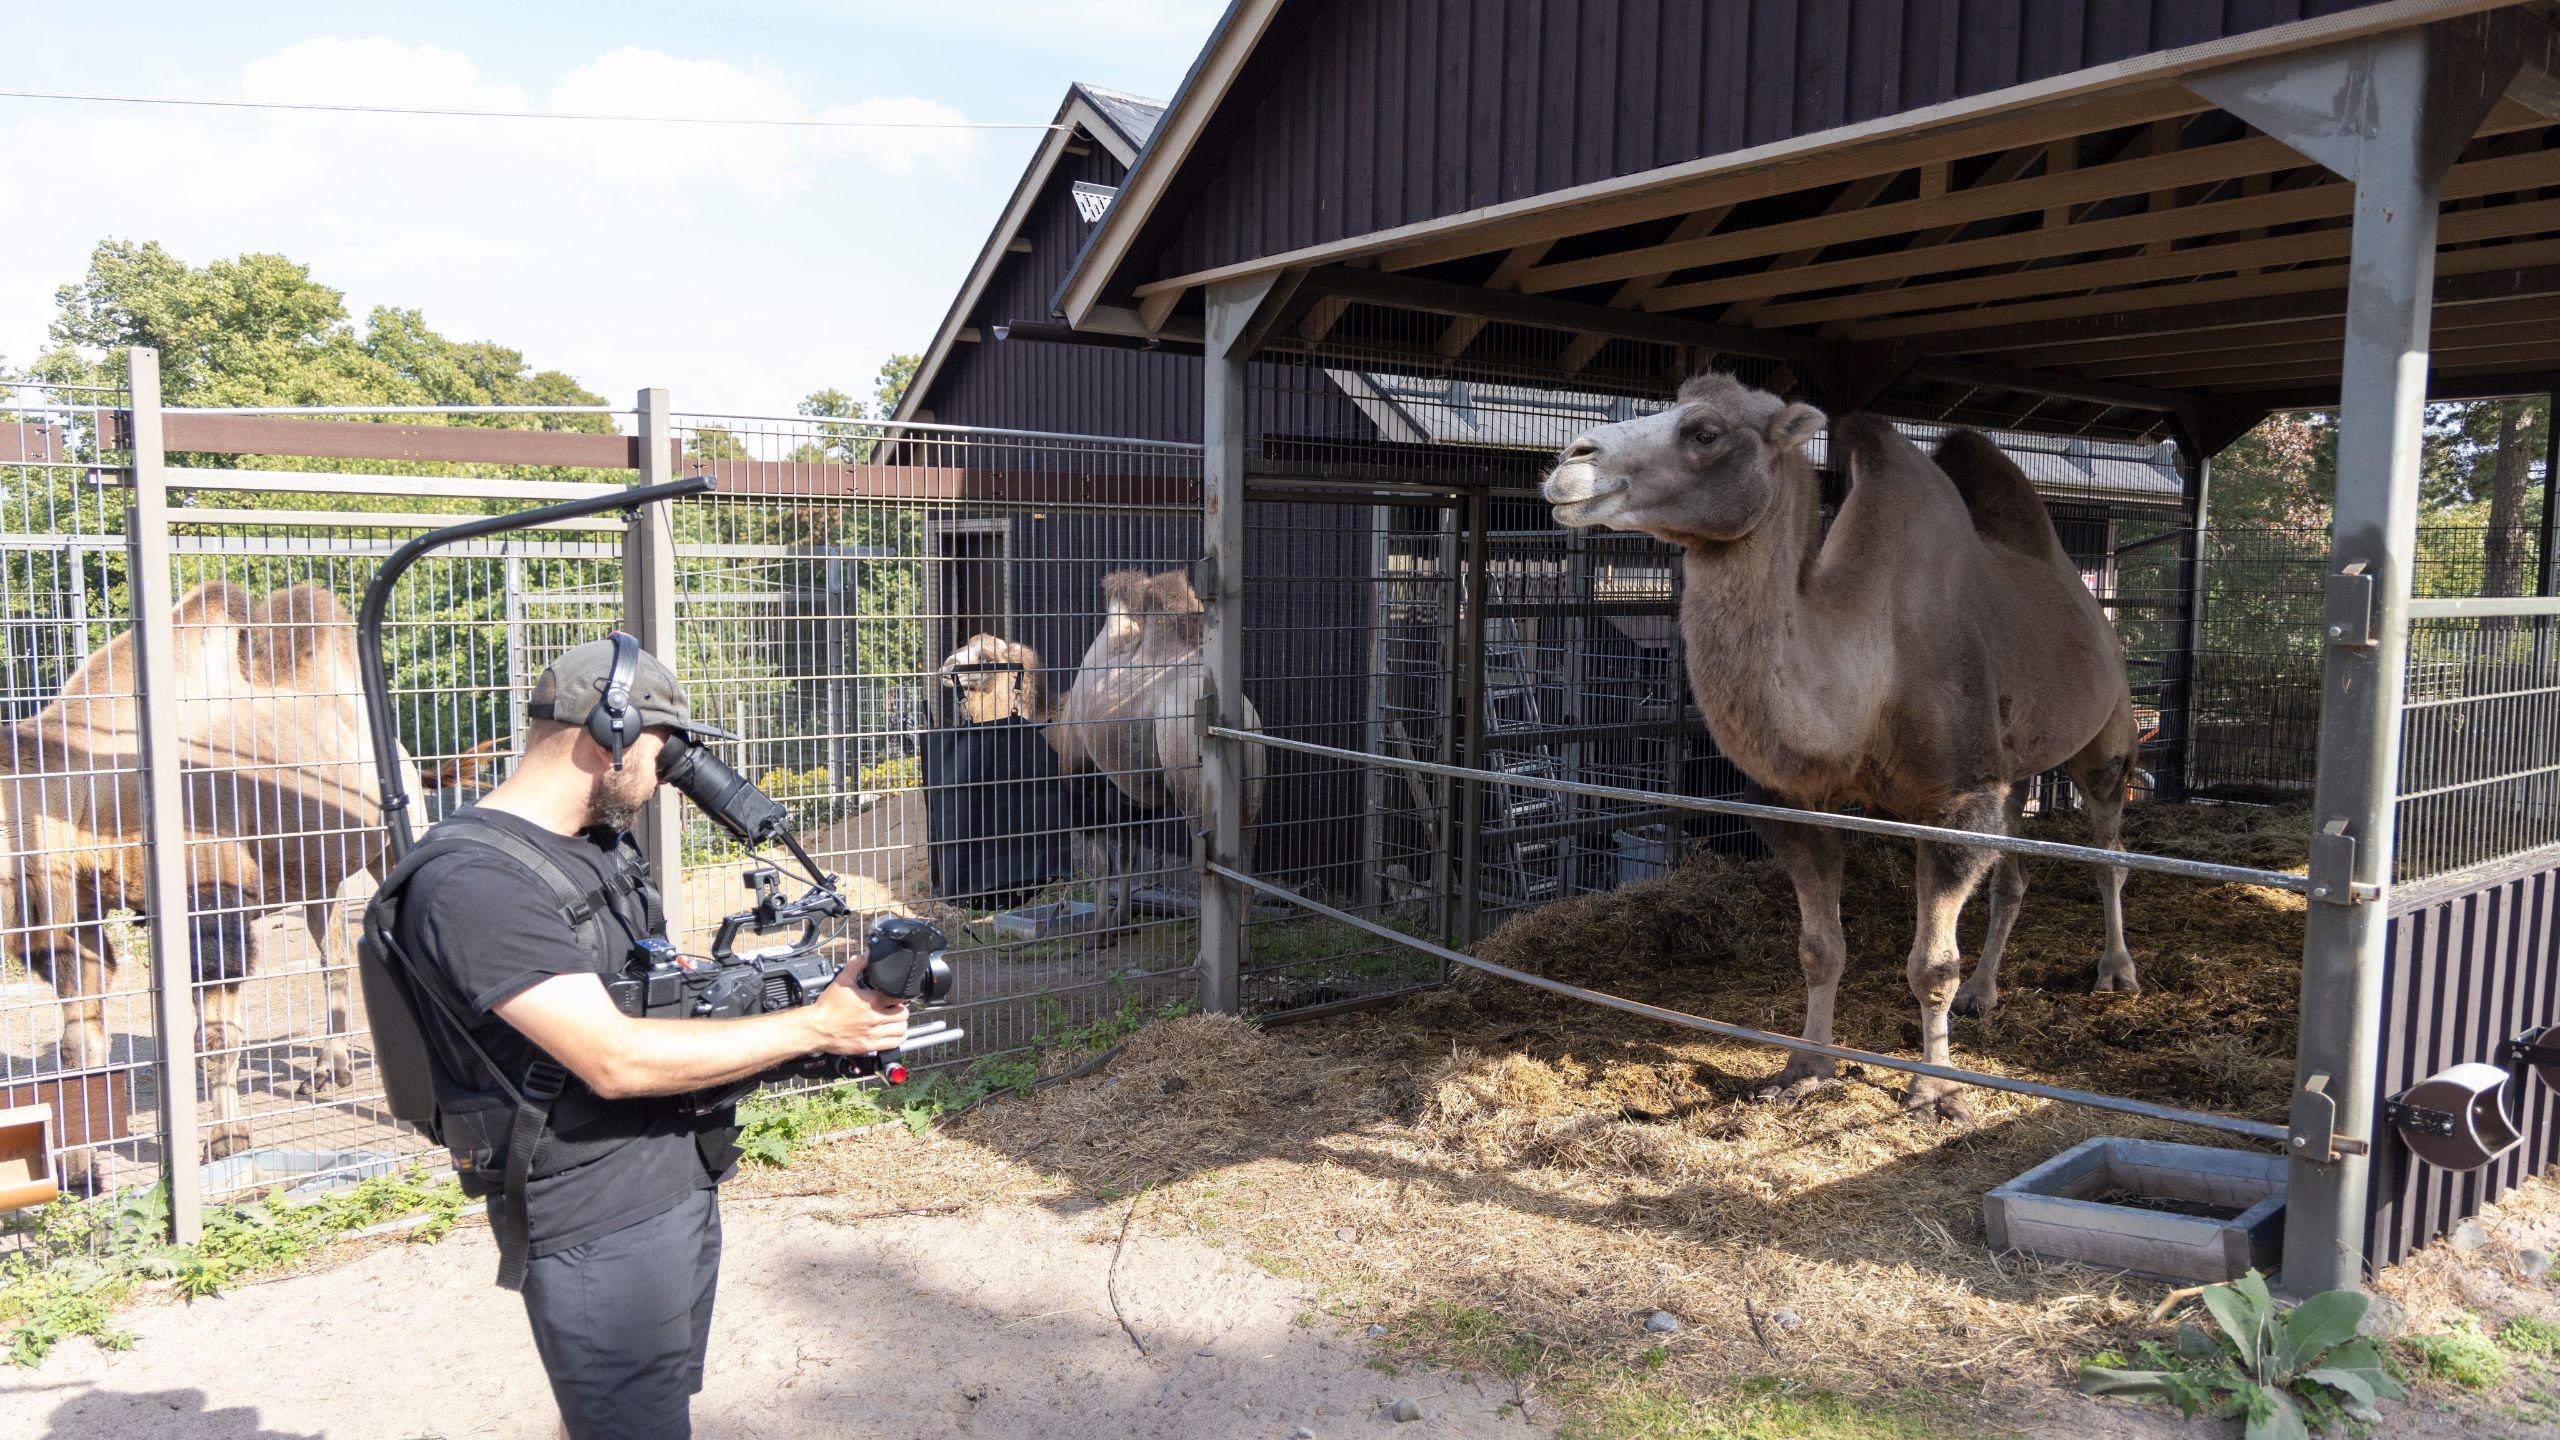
241, 584, 355, 689
1930, 430, 2073, 567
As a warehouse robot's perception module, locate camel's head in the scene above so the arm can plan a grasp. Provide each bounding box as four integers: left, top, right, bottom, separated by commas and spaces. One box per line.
1097, 569, 1203, 654
942, 633, 1045, 723
1543, 374, 1824, 542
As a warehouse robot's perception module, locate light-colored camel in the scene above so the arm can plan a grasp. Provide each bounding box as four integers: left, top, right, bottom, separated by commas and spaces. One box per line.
1543, 374, 2138, 1119
1049, 571, 1268, 929
2, 581, 421, 1185
940, 633, 1050, 727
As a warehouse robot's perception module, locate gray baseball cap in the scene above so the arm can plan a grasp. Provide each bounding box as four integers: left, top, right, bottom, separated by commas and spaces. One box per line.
528, 635, 741, 742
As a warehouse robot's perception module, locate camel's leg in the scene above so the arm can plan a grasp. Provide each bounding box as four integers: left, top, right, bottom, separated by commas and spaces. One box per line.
50, 930, 117, 1195
199, 980, 251, 1161
1952, 784, 2032, 1016
1904, 789, 2009, 1121
298, 901, 355, 1095
2065, 745, 2139, 995
191, 896, 260, 1162
1751, 810, 1849, 1102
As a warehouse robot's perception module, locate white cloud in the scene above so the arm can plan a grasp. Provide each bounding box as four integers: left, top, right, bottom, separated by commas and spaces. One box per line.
0, 36, 1011, 409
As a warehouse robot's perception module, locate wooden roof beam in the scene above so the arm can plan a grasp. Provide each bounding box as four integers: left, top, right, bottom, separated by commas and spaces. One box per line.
1518, 133, 2311, 297
1717, 174, 1901, 325
1748, 195, 2560, 330
1906, 263, 2560, 354
1846, 237, 2560, 343
1297, 264, 1842, 370
1515, 101, 2550, 302
1987, 289, 2560, 368
1368, 87, 2212, 277
1434, 243, 1553, 358
2123, 338, 2560, 392
2071, 315, 2560, 384
1557, 206, 1736, 376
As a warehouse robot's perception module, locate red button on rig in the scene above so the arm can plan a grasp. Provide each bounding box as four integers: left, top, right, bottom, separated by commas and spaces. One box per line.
883, 1062, 908, 1085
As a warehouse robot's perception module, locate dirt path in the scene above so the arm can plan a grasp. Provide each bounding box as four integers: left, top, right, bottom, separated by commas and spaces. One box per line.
4, 1198, 1549, 1440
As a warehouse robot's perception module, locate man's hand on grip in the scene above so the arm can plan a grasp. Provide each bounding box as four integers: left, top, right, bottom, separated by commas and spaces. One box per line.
805, 954, 909, 1056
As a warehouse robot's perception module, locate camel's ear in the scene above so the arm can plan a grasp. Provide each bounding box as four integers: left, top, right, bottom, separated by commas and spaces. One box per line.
1765, 401, 1825, 454
1100, 588, 1143, 653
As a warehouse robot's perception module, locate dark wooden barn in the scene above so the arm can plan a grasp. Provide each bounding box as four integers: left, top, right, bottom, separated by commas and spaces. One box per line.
1043, 0, 2560, 1290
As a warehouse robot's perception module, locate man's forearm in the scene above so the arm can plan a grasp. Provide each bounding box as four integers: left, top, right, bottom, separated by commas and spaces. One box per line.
586, 1007, 831, 1099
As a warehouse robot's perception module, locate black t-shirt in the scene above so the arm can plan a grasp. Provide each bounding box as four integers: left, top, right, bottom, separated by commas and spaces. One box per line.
392, 807, 722, 1256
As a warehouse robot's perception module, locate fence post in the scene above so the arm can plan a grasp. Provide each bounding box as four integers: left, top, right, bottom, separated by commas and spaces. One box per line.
1197, 282, 1262, 1015
2174, 453, 2215, 798
629, 388, 686, 939
124, 346, 203, 1244
2192, 18, 2513, 1298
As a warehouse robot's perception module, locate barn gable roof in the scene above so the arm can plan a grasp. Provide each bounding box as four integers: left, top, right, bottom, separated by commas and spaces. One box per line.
1056, 0, 2489, 340
894, 84, 1167, 426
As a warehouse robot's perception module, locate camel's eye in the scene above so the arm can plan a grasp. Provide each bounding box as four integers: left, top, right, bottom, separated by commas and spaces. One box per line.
1688, 427, 1722, 448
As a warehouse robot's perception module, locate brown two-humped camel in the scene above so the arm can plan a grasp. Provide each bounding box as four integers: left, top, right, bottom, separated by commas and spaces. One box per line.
1542, 374, 2138, 1119
4, 581, 419, 1186
1052, 570, 1268, 929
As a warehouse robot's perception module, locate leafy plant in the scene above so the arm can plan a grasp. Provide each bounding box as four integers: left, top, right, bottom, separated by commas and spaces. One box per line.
2, 1168, 464, 1365
2501, 1315, 2560, 1365
2078, 1270, 2405, 1439
2401, 1313, 2509, 1389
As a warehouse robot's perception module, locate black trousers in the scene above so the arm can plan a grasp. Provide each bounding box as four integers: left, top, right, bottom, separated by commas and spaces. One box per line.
520, 1186, 722, 1440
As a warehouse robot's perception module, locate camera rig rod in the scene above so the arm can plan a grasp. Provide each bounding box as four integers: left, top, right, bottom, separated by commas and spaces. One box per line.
357, 476, 717, 866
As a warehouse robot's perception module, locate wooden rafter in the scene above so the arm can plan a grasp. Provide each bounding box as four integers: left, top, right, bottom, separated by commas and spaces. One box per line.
2119, 337, 2560, 391
1513, 135, 2316, 296
2065, 315, 2560, 383
1987, 291, 2560, 369
1435, 243, 1552, 357
1748, 196, 2560, 330
1717, 174, 1900, 324
1641, 147, 2553, 315
1557, 206, 1737, 376
1368, 87, 2211, 276
1845, 237, 2560, 343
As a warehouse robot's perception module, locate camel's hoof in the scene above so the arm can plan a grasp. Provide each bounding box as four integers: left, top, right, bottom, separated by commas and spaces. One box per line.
1901, 1081, 1974, 1123
1950, 986, 2000, 1017
1756, 1063, 1839, 1104
2091, 970, 2142, 996
297, 1054, 356, 1097
206, 1126, 253, 1162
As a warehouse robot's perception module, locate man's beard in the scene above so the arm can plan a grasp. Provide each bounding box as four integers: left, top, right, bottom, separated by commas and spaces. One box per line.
586, 766, 656, 833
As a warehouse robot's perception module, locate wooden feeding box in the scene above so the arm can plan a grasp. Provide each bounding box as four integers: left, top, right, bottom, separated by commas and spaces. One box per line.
1984, 1137, 2287, 1284
0, 1104, 60, 1211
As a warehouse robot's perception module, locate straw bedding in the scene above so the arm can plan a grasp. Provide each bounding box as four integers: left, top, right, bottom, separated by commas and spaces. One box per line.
931, 801, 2360, 1405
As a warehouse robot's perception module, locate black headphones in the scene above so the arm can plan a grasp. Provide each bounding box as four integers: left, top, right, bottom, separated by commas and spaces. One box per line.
588, 631, 642, 772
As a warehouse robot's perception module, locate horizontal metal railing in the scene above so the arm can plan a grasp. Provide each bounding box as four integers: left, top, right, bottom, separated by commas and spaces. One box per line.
1209, 863, 2314, 1150
2406, 595, 2560, 619
1213, 726, 2313, 894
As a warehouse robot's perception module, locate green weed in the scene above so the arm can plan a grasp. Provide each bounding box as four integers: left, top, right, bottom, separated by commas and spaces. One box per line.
1560, 1377, 1975, 1440
2402, 1314, 2510, 1390
2498, 1315, 2560, 1364
1, 1168, 464, 1366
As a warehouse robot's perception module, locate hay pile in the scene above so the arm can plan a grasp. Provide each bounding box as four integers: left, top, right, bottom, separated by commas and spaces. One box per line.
948, 802, 2330, 1408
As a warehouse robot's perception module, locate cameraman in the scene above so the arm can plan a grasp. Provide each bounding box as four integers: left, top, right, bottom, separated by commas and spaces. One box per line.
390, 637, 908, 1440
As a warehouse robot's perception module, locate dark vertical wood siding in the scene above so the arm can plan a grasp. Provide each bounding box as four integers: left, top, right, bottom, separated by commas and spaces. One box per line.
2368, 858, 2560, 1269
913, 138, 1388, 892
1139, 0, 2397, 283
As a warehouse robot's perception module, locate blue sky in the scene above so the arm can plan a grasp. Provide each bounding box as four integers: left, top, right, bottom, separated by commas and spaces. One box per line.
1, 2, 1225, 415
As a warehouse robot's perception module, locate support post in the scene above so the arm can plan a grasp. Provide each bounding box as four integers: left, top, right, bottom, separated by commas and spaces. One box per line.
2173, 452, 2215, 799
125, 347, 201, 1244
2539, 388, 2557, 599
628, 388, 686, 940
1199, 277, 1281, 1013
1455, 489, 1490, 946
2192, 18, 2515, 1297
504, 549, 528, 744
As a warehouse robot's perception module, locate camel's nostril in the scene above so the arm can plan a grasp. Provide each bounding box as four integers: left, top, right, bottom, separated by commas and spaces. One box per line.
1563, 436, 1601, 463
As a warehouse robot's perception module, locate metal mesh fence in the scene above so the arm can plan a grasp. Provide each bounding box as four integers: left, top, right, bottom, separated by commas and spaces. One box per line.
662, 413, 1206, 1075
2189, 521, 2551, 800
0, 379, 149, 1199
2398, 610, 2560, 883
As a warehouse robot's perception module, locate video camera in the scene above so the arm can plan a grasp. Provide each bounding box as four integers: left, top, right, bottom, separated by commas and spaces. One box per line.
603, 733, 965, 1105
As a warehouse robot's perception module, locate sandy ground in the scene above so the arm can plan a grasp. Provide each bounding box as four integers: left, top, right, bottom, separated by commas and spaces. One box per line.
1, 1193, 1550, 1440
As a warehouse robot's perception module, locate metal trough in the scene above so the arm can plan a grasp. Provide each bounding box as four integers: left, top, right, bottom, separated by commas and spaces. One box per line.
1984, 1137, 2287, 1284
